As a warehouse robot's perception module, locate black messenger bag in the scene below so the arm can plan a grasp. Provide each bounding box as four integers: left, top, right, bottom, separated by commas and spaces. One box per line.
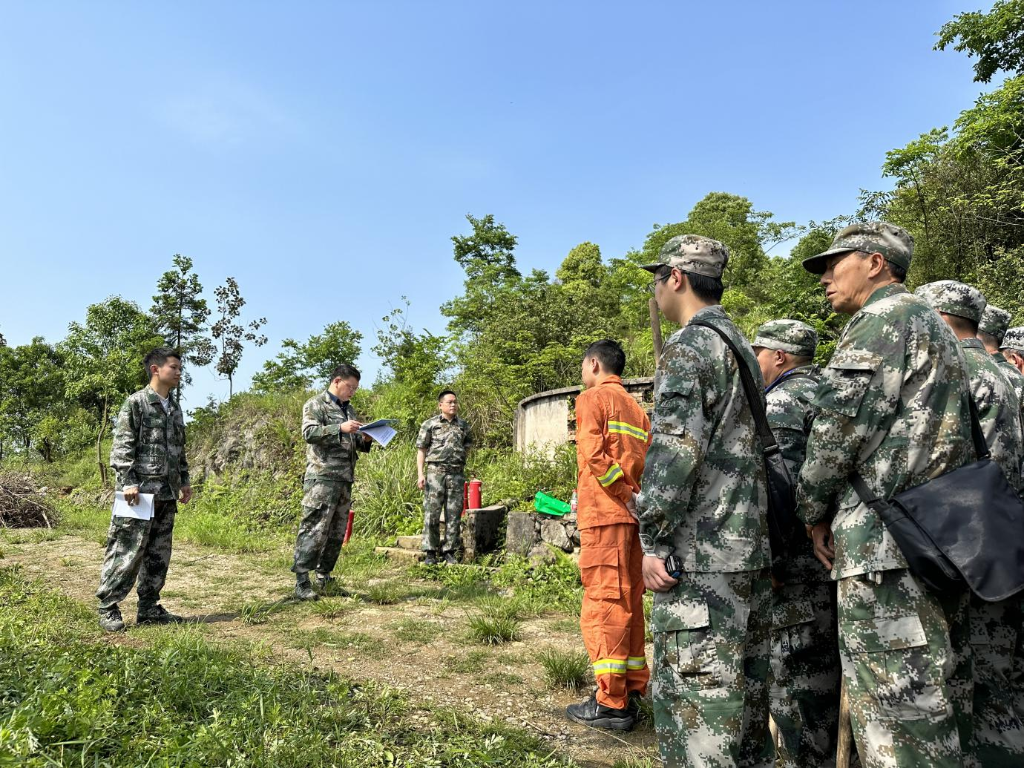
689, 322, 798, 572
850, 398, 1024, 602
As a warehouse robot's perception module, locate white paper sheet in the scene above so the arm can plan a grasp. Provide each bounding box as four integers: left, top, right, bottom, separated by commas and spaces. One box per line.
112, 491, 155, 521
358, 419, 398, 448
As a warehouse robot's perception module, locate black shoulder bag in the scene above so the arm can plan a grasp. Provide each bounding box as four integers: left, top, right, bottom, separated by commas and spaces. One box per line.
851, 398, 1024, 602
690, 322, 797, 573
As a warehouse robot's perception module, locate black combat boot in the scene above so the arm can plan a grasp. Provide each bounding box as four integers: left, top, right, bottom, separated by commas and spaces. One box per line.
442, 552, 459, 565
98, 604, 125, 633
136, 604, 185, 625
565, 690, 635, 731
295, 575, 318, 601
423, 551, 438, 566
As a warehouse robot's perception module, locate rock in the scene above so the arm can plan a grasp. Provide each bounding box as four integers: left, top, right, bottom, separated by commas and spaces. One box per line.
539, 519, 573, 552
396, 535, 423, 550
505, 511, 538, 557
461, 504, 507, 561
528, 542, 558, 565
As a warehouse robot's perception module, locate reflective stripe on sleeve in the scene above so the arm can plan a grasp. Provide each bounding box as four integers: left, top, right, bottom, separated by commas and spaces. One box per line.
597, 464, 624, 487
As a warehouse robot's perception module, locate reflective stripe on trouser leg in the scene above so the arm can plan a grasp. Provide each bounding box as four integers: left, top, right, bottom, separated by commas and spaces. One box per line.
579, 522, 649, 711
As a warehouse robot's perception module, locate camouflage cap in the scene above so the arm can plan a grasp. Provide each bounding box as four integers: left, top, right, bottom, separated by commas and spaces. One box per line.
1001, 327, 1024, 352
641, 234, 729, 279
802, 221, 914, 275
979, 304, 1013, 341
752, 319, 818, 358
913, 280, 986, 324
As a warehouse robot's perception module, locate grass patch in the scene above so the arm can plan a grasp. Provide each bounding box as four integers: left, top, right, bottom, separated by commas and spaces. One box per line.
309, 598, 358, 620
444, 649, 491, 674
363, 581, 403, 605
239, 600, 286, 626
391, 617, 443, 644
468, 614, 522, 645
0, 565, 573, 766
537, 648, 590, 690
482, 671, 525, 686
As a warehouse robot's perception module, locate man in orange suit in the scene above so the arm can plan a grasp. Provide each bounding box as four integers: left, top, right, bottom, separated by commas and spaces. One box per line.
566, 339, 652, 731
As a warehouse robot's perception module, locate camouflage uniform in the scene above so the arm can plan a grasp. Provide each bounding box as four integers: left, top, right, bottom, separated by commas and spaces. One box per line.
637, 235, 773, 768
754, 320, 839, 768
416, 414, 473, 555
292, 391, 370, 579
1000, 327, 1024, 409
97, 386, 189, 611
798, 224, 976, 768
918, 281, 1024, 765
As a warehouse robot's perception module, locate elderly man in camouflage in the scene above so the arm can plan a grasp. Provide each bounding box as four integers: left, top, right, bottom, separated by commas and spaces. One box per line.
96, 347, 192, 632
916, 281, 1024, 766
292, 363, 371, 601
752, 320, 839, 768
636, 235, 773, 768
978, 305, 1024, 406
416, 390, 473, 565
797, 223, 977, 768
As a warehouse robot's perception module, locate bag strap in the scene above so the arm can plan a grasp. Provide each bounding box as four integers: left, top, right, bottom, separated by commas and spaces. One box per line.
689, 321, 778, 454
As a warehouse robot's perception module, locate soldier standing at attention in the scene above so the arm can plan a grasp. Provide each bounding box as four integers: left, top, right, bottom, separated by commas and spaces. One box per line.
97, 347, 191, 632
978, 305, 1024, 406
916, 280, 1024, 765
797, 223, 977, 768
292, 363, 371, 601
565, 339, 651, 731
416, 390, 473, 565
636, 235, 773, 768
752, 320, 839, 768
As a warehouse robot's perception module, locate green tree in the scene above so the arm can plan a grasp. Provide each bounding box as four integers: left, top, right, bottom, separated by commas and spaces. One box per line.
937, 0, 1024, 83
252, 321, 363, 393
0, 338, 64, 461
150, 254, 216, 401
60, 297, 164, 482
211, 277, 268, 398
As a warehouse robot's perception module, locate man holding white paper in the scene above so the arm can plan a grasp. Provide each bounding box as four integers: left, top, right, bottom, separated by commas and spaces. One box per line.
291, 363, 371, 600
96, 348, 192, 632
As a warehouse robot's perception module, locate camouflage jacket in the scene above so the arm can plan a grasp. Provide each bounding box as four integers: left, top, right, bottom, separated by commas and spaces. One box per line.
796, 284, 975, 579
109, 386, 190, 501
996, 353, 1024, 420
764, 364, 830, 583
302, 392, 370, 484
963, 339, 1024, 492
637, 305, 770, 572
416, 414, 473, 469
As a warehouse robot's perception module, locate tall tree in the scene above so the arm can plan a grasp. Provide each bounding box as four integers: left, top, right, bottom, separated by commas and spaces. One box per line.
211, 277, 268, 397
937, 0, 1024, 83
60, 297, 164, 482
0, 338, 64, 461
150, 254, 216, 401
251, 321, 363, 393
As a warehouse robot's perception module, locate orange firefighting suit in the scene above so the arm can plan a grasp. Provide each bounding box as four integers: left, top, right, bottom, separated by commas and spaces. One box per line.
574, 375, 652, 710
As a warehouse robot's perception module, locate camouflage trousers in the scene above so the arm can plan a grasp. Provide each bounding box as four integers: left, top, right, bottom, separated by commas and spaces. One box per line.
651, 568, 774, 768
96, 499, 177, 609
837, 568, 973, 768
971, 595, 1024, 765
292, 479, 352, 577
421, 466, 463, 555
769, 581, 840, 768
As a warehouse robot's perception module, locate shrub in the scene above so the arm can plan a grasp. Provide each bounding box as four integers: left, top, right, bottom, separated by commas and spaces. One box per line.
468, 614, 521, 645
536, 648, 590, 690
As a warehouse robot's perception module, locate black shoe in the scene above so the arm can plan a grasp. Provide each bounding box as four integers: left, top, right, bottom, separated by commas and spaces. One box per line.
98, 605, 125, 633
442, 552, 459, 565
627, 690, 644, 718
566, 691, 636, 731
295, 580, 319, 601
423, 551, 438, 566
315, 573, 350, 597
136, 604, 184, 625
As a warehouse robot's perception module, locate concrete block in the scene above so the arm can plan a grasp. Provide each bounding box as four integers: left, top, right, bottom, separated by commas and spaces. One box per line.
461, 504, 506, 561
396, 535, 423, 550
505, 510, 538, 557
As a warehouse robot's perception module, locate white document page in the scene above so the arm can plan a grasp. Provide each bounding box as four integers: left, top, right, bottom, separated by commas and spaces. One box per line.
358, 419, 398, 448
112, 491, 155, 521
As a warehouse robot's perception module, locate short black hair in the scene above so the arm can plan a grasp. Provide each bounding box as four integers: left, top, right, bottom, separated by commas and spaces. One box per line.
583, 339, 626, 375
144, 347, 181, 376
438, 389, 457, 401
685, 271, 725, 303
978, 330, 1002, 348
887, 261, 907, 283
330, 363, 361, 382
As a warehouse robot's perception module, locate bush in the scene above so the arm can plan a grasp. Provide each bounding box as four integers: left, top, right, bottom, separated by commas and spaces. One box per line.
536, 648, 590, 690
472, 444, 577, 511
468, 614, 522, 645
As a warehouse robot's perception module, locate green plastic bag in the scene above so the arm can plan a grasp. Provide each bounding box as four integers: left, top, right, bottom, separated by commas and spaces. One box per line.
534, 491, 571, 517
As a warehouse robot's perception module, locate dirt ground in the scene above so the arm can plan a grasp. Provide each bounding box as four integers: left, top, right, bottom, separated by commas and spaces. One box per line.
0, 531, 659, 768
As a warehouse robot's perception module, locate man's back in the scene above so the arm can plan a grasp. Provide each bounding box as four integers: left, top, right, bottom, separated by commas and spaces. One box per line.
641, 305, 769, 572
963, 340, 1024, 490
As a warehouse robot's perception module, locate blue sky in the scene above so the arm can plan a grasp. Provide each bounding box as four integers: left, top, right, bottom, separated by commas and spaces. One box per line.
0, 1, 984, 404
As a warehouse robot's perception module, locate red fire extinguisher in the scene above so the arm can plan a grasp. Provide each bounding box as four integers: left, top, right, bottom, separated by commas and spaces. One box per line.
342, 508, 356, 546
468, 478, 482, 510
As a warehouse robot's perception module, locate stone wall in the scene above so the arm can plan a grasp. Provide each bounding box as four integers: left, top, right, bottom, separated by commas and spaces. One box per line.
505, 509, 580, 562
